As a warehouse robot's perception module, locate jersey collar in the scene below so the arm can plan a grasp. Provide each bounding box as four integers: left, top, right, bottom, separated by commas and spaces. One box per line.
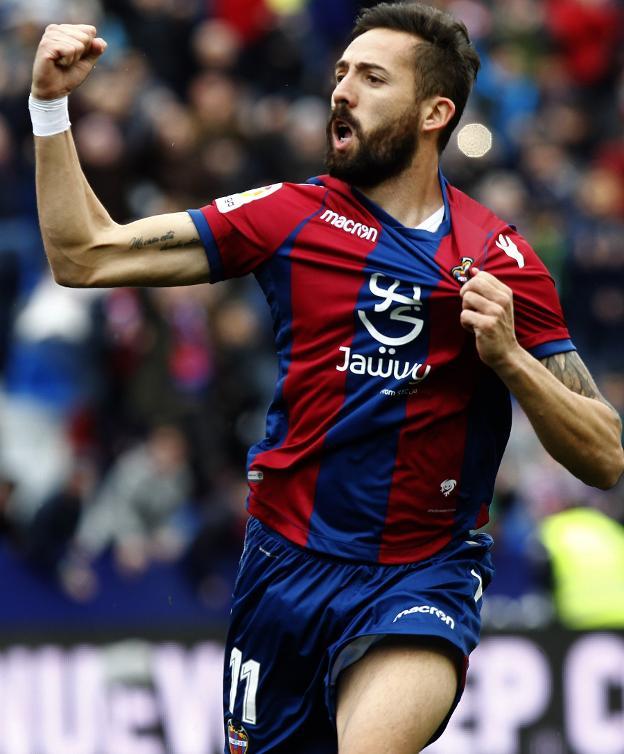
308, 170, 451, 240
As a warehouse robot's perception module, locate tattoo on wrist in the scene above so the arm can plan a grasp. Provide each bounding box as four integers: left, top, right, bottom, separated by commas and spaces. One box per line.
129, 231, 199, 252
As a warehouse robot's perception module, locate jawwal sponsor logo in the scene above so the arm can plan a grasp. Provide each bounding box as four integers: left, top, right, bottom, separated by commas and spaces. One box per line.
334, 272, 432, 392
336, 346, 431, 383
320, 209, 378, 242
393, 605, 455, 629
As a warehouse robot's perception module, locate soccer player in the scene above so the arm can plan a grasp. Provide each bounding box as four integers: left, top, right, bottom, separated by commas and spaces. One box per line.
30, 4, 623, 753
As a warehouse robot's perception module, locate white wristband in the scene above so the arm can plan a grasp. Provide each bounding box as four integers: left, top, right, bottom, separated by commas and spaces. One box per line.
28, 94, 71, 137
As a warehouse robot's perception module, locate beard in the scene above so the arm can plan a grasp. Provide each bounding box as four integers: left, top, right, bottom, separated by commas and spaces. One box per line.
325, 105, 421, 189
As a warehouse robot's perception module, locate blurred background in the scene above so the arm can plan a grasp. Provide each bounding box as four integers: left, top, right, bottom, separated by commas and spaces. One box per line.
0, 0, 622, 752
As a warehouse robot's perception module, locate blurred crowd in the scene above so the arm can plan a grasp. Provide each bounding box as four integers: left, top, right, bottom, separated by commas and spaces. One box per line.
0, 0, 622, 627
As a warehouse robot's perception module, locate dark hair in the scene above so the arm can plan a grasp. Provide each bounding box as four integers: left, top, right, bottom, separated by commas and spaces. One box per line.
351, 1, 480, 152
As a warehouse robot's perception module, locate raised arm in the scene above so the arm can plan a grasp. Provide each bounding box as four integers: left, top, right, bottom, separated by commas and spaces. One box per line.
32, 24, 210, 288
460, 269, 624, 490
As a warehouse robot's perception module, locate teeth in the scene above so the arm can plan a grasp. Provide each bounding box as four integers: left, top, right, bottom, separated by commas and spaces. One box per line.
334, 119, 353, 145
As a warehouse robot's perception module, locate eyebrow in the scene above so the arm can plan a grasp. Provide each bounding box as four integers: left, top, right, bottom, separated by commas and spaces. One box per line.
334, 60, 391, 77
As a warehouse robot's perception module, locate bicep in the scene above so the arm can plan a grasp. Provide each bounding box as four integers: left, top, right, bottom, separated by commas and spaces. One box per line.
540, 350, 613, 408
85, 212, 210, 288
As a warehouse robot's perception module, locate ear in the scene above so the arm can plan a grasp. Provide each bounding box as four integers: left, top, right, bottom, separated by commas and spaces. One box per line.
421, 96, 455, 137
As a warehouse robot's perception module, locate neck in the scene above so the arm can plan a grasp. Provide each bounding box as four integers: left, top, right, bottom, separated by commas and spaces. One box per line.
355, 149, 443, 227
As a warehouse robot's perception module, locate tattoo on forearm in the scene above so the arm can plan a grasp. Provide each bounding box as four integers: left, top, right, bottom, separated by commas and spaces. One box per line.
129, 231, 200, 252
541, 351, 613, 408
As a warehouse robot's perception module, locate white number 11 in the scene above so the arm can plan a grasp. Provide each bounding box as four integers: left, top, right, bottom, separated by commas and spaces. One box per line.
229, 647, 261, 724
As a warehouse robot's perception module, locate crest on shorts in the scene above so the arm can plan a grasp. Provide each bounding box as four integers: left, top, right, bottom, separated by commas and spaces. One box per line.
451, 257, 474, 284
228, 719, 250, 754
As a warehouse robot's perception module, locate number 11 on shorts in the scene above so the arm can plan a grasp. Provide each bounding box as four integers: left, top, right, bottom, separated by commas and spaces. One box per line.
229, 647, 261, 724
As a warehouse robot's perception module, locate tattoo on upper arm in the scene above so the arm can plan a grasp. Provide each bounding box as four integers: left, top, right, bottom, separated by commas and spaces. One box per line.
129, 231, 200, 252
159, 237, 201, 251
540, 351, 612, 408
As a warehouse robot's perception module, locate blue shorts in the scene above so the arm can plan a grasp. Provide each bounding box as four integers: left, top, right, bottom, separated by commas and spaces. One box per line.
224, 517, 494, 754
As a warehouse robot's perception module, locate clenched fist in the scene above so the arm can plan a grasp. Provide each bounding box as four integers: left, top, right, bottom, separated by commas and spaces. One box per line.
460, 268, 521, 372
31, 24, 107, 100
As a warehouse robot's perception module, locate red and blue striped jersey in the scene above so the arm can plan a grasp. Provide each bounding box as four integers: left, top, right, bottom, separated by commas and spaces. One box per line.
188, 174, 573, 564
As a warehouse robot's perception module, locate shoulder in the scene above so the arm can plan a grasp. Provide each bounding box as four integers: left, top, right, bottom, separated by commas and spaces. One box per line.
446, 181, 541, 271
213, 180, 327, 216
446, 183, 505, 233
306, 174, 370, 209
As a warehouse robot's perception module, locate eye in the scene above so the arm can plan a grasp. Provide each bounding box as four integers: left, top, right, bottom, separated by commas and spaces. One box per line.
366, 74, 382, 85
335, 73, 345, 84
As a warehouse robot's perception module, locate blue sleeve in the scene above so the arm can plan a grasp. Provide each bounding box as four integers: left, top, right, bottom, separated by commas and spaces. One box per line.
187, 209, 224, 283
529, 339, 576, 360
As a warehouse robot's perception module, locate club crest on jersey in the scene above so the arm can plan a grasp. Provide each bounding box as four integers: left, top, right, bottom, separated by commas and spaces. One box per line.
451, 257, 474, 284
228, 719, 249, 754
216, 184, 283, 214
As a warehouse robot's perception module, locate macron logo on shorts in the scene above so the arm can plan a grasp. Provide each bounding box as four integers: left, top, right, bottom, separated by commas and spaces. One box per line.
392, 604, 455, 630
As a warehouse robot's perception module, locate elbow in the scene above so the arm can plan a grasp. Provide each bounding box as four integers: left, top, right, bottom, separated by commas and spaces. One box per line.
594, 449, 624, 490
46, 242, 96, 288
586, 423, 624, 490
51, 264, 90, 288
589, 412, 624, 490
51, 225, 125, 288
51, 266, 81, 287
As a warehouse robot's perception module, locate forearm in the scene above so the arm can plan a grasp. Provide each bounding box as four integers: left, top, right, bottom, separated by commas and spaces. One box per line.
35, 130, 210, 287
496, 347, 624, 489
35, 129, 113, 283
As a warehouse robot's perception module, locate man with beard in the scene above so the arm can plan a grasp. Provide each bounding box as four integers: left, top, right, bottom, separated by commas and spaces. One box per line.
30, 3, 623, 753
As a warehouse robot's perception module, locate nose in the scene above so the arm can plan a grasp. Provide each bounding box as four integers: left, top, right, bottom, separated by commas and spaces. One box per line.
331, 74, 357, 109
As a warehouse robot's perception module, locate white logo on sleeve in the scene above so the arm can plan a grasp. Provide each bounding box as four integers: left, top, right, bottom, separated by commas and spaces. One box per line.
495, 234, 525, 268
215, 183, 283, 213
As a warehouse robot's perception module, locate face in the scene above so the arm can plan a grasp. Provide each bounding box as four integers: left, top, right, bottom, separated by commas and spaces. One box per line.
325, 28, 423, 188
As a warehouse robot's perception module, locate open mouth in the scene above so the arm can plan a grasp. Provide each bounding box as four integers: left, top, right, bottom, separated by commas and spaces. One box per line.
333, 118, 355, 149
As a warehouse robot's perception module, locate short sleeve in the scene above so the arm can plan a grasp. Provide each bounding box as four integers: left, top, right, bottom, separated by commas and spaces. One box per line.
188, 182, 326, 283
481, 228, 575, 358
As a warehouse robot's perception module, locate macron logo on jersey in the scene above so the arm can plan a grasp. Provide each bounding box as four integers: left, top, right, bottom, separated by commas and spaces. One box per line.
393, 604, 455, 629
320, 209, 378, 243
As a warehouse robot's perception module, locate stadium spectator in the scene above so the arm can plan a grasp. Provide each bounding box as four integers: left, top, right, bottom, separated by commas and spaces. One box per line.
61, 425, 192, 600
22, 456, 96, 579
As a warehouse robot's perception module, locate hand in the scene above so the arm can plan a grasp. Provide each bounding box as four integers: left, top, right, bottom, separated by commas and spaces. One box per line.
31, 24, 107, 100
459, 267, 521, 371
